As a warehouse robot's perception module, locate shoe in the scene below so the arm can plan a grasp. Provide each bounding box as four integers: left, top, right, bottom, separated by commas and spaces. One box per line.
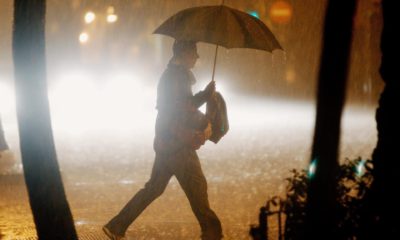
102, 225, 125, 240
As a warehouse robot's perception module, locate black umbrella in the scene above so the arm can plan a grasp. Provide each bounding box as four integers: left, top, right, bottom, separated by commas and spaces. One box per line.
154, 3, 283, 81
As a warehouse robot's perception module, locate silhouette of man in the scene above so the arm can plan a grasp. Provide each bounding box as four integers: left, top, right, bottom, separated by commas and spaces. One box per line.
103, 40, 223, 240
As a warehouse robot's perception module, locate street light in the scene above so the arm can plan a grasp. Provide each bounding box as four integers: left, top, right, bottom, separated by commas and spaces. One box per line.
106, 6, 118, 23
269, 0, 293, 24
79, 32, 89, 44
107, 14, 118, 23
84, 11, 96, 24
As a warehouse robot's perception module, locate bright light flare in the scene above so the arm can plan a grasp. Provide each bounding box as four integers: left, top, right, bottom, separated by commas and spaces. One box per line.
107, 14, 118, 23
49, 71, 156, 135
79, 32, 89, 44
308, 159, 317, 178
227, 98, 315, 129
269, 0, 293, 24
248, 10, 260, 19
0, 81, 15, 116
196, 77, 315, 129
356, 159, 366, 177
100, 73, 154, 129
84, 11, 96, 24
49, 72, 99, 134
106, 6, 118, 23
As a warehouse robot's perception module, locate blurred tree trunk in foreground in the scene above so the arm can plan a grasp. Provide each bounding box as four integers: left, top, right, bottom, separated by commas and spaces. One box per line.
305, 0, 356, 239
360, 0, 400, 239
13, 0, 78, 239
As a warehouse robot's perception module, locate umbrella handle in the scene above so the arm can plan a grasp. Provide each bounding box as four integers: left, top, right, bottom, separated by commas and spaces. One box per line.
211, 44, 219, 82
213, 0, 224, 82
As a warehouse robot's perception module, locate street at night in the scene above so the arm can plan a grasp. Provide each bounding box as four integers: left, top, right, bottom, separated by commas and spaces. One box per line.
1, 0, 389, 239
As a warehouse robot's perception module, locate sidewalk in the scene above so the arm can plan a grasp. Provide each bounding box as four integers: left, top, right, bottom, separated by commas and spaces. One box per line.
0, 171, 257, 240
0, 138, 286, 240
0, 173, 203, 240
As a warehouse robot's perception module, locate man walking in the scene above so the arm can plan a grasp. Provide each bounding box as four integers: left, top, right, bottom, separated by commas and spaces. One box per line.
103, 40, 223, 240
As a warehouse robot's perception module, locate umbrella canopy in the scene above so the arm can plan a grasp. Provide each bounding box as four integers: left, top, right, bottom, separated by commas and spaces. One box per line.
154, 5, 283, 52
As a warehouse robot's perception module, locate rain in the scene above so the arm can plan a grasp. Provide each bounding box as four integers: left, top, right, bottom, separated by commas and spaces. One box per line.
0, 0, 383, 239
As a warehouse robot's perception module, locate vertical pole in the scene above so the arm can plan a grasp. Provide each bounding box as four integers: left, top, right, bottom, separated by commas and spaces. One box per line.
211, 44, 219, 82
278, 199, 283, 240
260, 204, 268, 240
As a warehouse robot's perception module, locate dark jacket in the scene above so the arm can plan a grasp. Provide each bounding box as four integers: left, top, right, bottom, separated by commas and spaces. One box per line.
154, 62, 210, 154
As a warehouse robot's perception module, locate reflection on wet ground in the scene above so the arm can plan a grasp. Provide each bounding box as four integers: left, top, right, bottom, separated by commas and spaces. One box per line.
0, 106, 376, 239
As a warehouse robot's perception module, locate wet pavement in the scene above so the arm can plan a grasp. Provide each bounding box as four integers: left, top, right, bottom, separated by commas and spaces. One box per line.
0, 129, 302, 240
0, 106, 377, 239
0, 155, 285, 240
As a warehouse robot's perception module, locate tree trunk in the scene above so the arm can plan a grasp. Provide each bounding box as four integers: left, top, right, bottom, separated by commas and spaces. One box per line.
12, 0, 78, 239
305, 1, 356, 239
360, 0, 400, 239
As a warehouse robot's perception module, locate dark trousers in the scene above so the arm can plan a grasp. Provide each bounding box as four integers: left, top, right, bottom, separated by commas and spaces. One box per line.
105, 148, 223, 239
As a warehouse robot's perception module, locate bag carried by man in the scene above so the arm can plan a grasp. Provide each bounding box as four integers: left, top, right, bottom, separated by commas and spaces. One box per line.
206, 91, 229, 143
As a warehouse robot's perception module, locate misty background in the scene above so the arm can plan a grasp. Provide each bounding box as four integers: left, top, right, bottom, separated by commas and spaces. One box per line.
0, 0, 383, 239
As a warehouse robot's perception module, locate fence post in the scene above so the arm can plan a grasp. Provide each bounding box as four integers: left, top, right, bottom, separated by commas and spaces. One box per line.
278, 199, 283, 240
260, 206, 268, 240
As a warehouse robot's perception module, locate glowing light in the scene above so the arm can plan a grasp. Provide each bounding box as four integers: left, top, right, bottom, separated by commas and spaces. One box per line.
49, 71, 99, 134
84, 11, 96, 24
107, 6, 115, 14
0, 81, 15, 116
119, 179, 135, 185
356, 159, 366, 177
286, 68, 296, 84
75, 220, 88, 226
79, 32, 89, 44
106, 6, 118, 23
107, 14, 118, 23
195, 76, 316, 130
48, 71, 156, 135
47, 71, 372, 138
308, 159, 317, 178
248, 10, 260, 19
270, 0, 293, 24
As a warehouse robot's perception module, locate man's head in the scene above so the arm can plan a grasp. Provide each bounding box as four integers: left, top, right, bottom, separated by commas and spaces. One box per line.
172, 40, 199, 69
